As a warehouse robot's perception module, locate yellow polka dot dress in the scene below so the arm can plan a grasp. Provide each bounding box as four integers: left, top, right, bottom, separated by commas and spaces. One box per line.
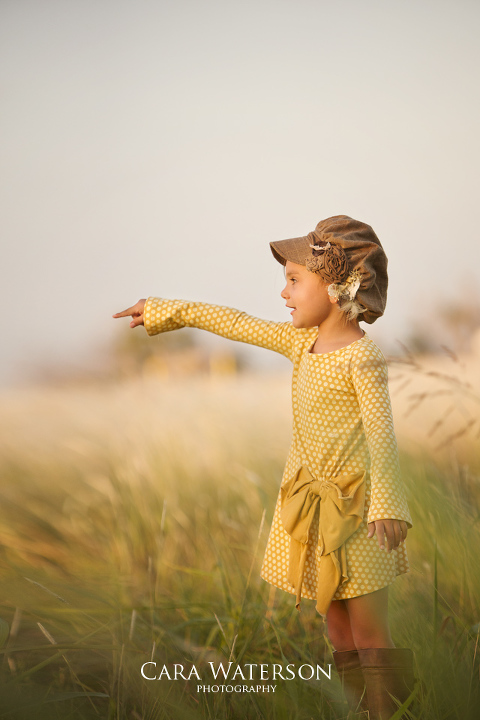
144, 298, 412, 610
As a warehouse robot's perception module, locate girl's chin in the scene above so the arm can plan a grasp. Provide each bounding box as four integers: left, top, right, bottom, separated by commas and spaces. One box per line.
291, 316, 318, 329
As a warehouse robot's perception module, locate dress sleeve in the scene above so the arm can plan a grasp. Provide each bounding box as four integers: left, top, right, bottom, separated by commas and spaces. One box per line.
350, 343, 413, 528
143, 297, 298, 361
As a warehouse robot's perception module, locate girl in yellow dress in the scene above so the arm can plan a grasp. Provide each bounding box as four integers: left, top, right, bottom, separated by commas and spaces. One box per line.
113, 215, 416, 719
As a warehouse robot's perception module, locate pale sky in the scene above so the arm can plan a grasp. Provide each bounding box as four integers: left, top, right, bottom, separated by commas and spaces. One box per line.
1, 0, 480, 385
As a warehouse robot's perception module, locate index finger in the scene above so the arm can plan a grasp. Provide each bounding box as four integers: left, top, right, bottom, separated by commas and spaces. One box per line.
112, 305, 139, 318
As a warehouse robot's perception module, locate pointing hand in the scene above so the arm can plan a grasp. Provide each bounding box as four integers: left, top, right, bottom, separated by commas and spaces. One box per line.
112, 299, 147, 328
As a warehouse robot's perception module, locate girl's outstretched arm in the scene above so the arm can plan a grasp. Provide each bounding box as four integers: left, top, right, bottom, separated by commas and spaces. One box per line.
114, 297, 301, 360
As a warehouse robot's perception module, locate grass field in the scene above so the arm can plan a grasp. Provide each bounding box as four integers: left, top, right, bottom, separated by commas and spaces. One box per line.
0, 366, 479, 719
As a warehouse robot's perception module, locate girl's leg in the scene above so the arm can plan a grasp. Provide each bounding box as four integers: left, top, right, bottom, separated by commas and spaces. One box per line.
326, 598, 356, 651
344, 586, 394, 649
344, 587, 416, 719
327, 600, 368, 714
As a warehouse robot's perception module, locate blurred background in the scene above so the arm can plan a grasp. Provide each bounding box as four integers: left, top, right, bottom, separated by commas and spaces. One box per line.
1, 0, 480, 386
1, 2, 480, 718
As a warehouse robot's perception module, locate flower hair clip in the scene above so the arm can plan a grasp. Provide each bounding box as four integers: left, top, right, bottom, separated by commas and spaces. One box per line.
306, 239, 349, 284
327, 269, 362, 300
327, 269, 366, 320
305, 234, 365, 319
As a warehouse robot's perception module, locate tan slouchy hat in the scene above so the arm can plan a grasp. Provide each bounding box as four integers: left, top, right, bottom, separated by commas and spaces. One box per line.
270, 215, 388, 324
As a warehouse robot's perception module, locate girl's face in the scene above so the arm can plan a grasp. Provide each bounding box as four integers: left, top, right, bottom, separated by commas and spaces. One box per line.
281, 261, 336, 328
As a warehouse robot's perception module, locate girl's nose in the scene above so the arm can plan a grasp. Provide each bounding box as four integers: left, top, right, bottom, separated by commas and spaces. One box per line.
281, 285, 288, 299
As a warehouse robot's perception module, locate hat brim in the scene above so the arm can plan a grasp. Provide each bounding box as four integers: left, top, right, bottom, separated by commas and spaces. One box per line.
269, 236, 312, 266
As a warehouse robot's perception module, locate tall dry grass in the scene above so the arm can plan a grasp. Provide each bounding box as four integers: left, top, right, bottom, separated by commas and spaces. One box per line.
0, 369, 479, 719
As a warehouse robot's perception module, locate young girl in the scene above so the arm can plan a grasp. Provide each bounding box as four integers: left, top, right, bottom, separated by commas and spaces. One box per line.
113, 215, 415, 719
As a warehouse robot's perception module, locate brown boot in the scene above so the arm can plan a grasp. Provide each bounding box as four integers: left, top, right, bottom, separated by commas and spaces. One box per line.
357, 647, 416, 720
332, 649, 368, 716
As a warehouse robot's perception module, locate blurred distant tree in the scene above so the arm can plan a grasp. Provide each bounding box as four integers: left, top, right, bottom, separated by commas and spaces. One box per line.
112, 326, 199, 374
405, 282, 480, 355
111, 325, 248, 377
115, 324, 197, 362
438, 300, 480, 352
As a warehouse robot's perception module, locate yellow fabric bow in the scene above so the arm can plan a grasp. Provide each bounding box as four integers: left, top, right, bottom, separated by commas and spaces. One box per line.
280, 466, 366, 617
